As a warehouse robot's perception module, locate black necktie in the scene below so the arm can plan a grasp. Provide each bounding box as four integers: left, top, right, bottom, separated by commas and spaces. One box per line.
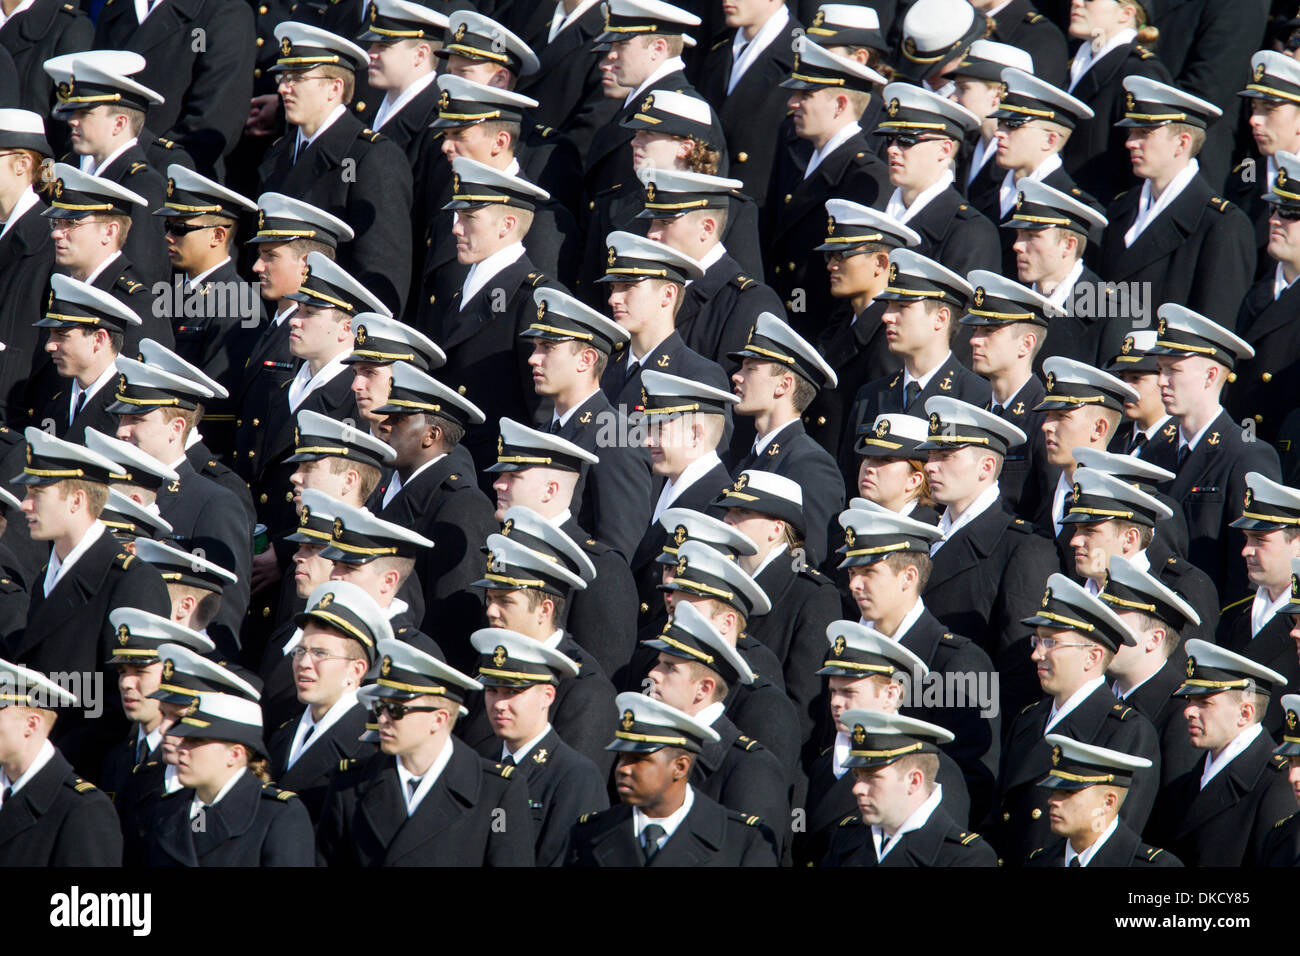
407, 777, 421, 800
1177, 442, 1190, 468
135, 735, 148, 766
1128, 433, 1147, 455
501, 753, 516, 767
991, 403, 1004, 417
72, 390, 86, 423
642, 823, 665, 864
903, 381, 921, 409
548, 418, 562, 435
301, 723, 315, 746
1069, 856, 1081, 868
625, 359, 639, 384
1, 786, 11, 807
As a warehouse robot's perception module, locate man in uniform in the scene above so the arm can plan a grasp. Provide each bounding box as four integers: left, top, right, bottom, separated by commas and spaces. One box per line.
1147, 640, 1294, 867
469, 627, 608, 867
0, 659, 121, 865
1105, 330, 1180, 474
354, 0, 448, 165
1260, 691, 1300, 866
990, 573, 1160, 866
566, 691, 778, 866
316, 636, 535, 866
973, 0, 1068, 87
1025, 735, 1179, 866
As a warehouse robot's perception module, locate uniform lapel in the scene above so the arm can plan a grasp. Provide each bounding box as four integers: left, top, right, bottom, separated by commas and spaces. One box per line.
384, 741, 479, 864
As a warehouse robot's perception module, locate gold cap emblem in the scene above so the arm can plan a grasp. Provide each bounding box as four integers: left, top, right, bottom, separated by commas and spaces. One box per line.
1244, 487, 1254, 508
1041, 586, 1052, 608
887, 97, 900, 118
875, 419, 889, 438
1280, 167, 1290, 190
621, 708, 635, 731
317, 591, 334, 609
332, 517, 344, 540
607, 245, 617, 267
645, 182, 656, 202
117, 623, 130, 646
454, 21, 466, 41
1121, 336, 1133, 355
162, 658, 175, 681
280, 36, 292, 57
851, 723, 866, 746
502, 518, 514, 536
1125, 91, 1136, 113
826, 216, 836, 237
832, 635, 846, 657
888, 262, 898, 283
57, 80, 70, 100
1051, 745, 1061, 766
355, 324, 367, 345
299, 507, 310, 527
257, 209, 266, 230
369, 1, 378, 22
673, 525, 687, 547
733, 472, 748, 492
843, 526, 855, 548
1015, 191, 1024, 211
438, 89, 450, 111
536, 300, 546, 322
1255, 60, 1267, 83
1157, 316, 1167, 336
641, 94, 654, 113
166, 177, 175, 199
451, 173, 461, 195
492, 645, 507, 667
1287, 707, 1297, 731
812, 9, 824, 26
1046, 371, 1056, 392
1071, 482, 1082, 504
1186, 656, 1196, 678
973, 287, 985, 308
676, 553, 687, 577
381, 655, 392, 676
928, 411, 941, 435
497, 434, 504, 457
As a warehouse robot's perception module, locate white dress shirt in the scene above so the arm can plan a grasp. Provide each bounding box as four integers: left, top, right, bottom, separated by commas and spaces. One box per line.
133, 0, 162, 25
372, 72, 438, 131
460, 241, 526, 309
873, 783, 943, 860
752, 418, 798, 458
1050, 469, 1073, 538
294, 105, 347, 160
1065, 816, 1119, 867
190, 767, 246, 819
1068, 28, 1137, 92
548, 0, 601, 42
81, 137, 139, 177
1044, 676, 1104, 733
1039, 259, 1086, 313
286, 691, 358, 769
999, 153, 1062, 219
1200, 723, 1263, 790
886, 169, 955, 224
503, 723, 553, 764
69, 359, 120, 428
624, 57, 687, 109
1124, 159, 1200, 247
966, 135, 997, 187
287, 349, 350, 412
44, 520, 106, 598
0, 0, 37, 27
632, 783, 695, 850
1274, 262, 1300, 301
727, 5, 789, 94
397, 738, 455, 816
933, 482, 1002, 555
83, 249, 123, 286
1251, 585, 1291, 638
382, 453, 446, 509
651, 451, 723, 523
805, 122, 861, 180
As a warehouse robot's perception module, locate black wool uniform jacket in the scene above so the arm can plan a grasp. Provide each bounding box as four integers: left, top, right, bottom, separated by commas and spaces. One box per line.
89, 256, 176, 355
93, 142, 170, 287
697, 16, 801, 206
993, 376, 1047, 518
821, 805, 997, 867
0, 0, 93, 131
316, 741, 535, 867
267, 702, 375, 824
729, 420, 844, 570
990, 684, 1160, 867
0, 195, 52, 424
1025, 822, 1182, 867
459, 632, 618, 778
1118, 656, 1203, 789
377, 453, 497, 669
669, 253, 781, 376
987, 0, 1068, 86
839, 356, 991, 488
1098, 175, 1255, 329
560, 515, 639, 682
722, 650, 802, 781
145, 772, 315, 867
566, 790, 778, 867
764, 128, 891, 338
0, 748, 121, 866
508, 726, 609, 868
36, 373, 118, 445
806, 299, 892, 465
1215, 604, 1300, 740
104, 745, 167, 869
601, 329, 730, 413
186, 437, 255, 527
922, 503, 1055, 720
257, 110, 413, 316
230, 310, 297, 485
92, 0, 254, 176
1225, 275, 1300, 448
1060, 41, 1171, 205
1222, 152, 1272, 282
1147, 728, 1294, 868
1164, 408, 1281, 603
1035, 265, 1128, 374
899, 186, 1002, 282
1260, 812, 1300, 867
9, 534, 170, 776
692, 712, 790, 855
973, 165, 1079, 276
1109, 417, 1181, 477
155, 458, 252, 657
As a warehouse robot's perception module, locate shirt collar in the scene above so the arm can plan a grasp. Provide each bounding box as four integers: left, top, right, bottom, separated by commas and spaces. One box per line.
0, 739, 55, 797
873, 783, 943, 860
1065, 815, 1119, 867
805, 122, 861, 179
1045, 676, 1105, 733
752, 541, 788, 577
754, 418, 797, 455
872, 598, 925, 643
633, 783, 695, 842
903, 351, 952, 393
935, 481, 1001, 549
73, 357, 121, 406
542, 628, 565, 651
297, 104, 347, 152
504, 723, 553, 763
461, 241, 526, 308
373, 71, 437, 130
0, 186, 39, 241
88, 137, 140, 178
1178, 408, 1220, 452
1274, 261, 1300, 300
656, 450, 723, 511
886, 169, 955, 223
186, 257, 231, 291
730, 4, 789, 76
45, 520, 107, 596
0, 0, 38, 27
1040, 259, 1085, 311
693, 243, 727, 276
552, 388, 602, 429
1200, 722, 1264, 790
624, 57, 687, 108
1068, 28, 1136, 92
1251, 584, 1291, 637
396, 738, 455, 814
190, 766, 246, 818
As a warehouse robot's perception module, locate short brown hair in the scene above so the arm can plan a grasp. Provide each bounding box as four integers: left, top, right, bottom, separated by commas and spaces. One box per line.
286, 236, 334, 261
325, 456, 381, 502
523, 587, 565, 622
881, 549, 933, 591
60, 478, 108, 516
790, 373, 817, 414
320, 64, 355, 104
686, 660, 729, 702
894, 752, 939, 787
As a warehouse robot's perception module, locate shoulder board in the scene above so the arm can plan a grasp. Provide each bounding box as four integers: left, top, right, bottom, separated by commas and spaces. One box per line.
586, 538, 597, 546
278, 718, 294, 729
838, 813, 858, 827
729, 273, 756, 290
118, 275, 144, 293
959, 831, 981, 846
362, 128, 380, 142
724, 809, 762, 826
1208, 196, 1232, 213
820, 744, 832, 756
734, 734, 759, 751
1109, 703, 1133, 721
1019, 701, 1038, 715
1140, 847, 1163, 862
1221, 595, 1253, 614
115, 552, 135, 570
1027, 847, 1044, 860
526, 271, 548, 287
1025, 10, 1043, 22
156, 137, 178, 149
1270, 754, 1289, 771
710, 36, 729, 52
494, 762, 515, 778
1135, 45, 1155, 59
62, 2, 75, 9
339, 758, 356, 772
73, 778, 97, 794
207, 460, 217, 468
1275, 813, 1295, 828
800, 566, 825, 581
127, 162, 147, 175
1008, 518, 1033, 534
533, 124, 555, 138
445, 473, 461, 484
1113, 189, 1130, 202
957, 203, 969, 212
578, 809, 605, 825
260, 785, 295, 800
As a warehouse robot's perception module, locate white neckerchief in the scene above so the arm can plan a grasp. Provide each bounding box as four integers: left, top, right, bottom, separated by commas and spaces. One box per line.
687, 242, 726, 284
0, 186, 39, 241
624, 57, 687, 109
383, 452, 445, 509
0, 739, 55, 805
632, 784, 695, 849
652, 451, 723, 523
805, 122, 861, 180
752, 541, 788, 577
541, 628, 565, 651
728, 5, 789, 94
1251, 584, 1291, 638
287, 691, 358, 769
1200, 723, 1263, 790
189, 766, 246, 820
1177, 407, 1220, 456
933, 481, 1001, 555
1068, 28, 1136, 92
295, 104, 346, 159
1087, 549, 1148, 595
551, 388, 601, 431
886, 168, 955, 224
1124, 159, 1200, 247
1051, 469, 1073, 538
832, 730, 851, 779
999, 153, 1062, 219
397, 739, 455, 816
902, 350, 951, 397
873, 783, 943, 860
461, 241, 526, 310
69, 358, 119, 428
288, 348, 350, 412
385, 598, 408, 621
83, 249, 123, 286
1274, 262, 1300, 301
966, 135, 997, 187
133, 0, 163, 25
1039, 258, 1085, 312
695, 700, 726, 727
0, 0, 37, 27
82, 137, 139, 177
372, 71, 437, 131
44, 520, 106, 598
871, 597, 925, 643
1044, 676, 1104, 733
503, 723, 552, 764
549, 0, 601, 42
753, 418, 797, 457
185, 257, 230, 292
1065, 815, 1118, 867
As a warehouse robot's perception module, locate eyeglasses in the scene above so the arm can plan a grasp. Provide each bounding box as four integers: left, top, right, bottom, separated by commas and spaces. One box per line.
49, 217, 102, 234
164, 221, 218, 237
371, 700, 445, 721
277, 71, 335, 88
289, 646, 354, 664
1029, 635, 1094, 652
881, 133, 947, 150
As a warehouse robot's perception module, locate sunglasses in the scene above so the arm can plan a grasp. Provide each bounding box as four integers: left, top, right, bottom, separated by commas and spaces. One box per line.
1272, 206, 1300, 221
371, 700, 444, 721
823, 248, 870, 263
995, 116, 1033, 131
164, 221, 219, 237
881, 133, 947, 150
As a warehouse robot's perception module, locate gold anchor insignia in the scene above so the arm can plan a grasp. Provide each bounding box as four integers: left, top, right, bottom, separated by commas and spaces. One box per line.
280, 36, 292, 57
356, 325, 367, 345
745, 324, 755, 345
162, 658, 174, 680
645, 182, 656, 202
826, 216, 836, 237
621, 709, 635, 731
1244, 487, 1254, 508
1292, 574, 1299, 598
792, 53, 800, 71
1185, 656, 1195, 678
875, 419, 889, 438
843, 527, 855, 548
1207, 432, 1220, 446
25, 443, 31, 465
533, 748, 548, 764
1072, 482, 1082, 503
1011, 401, 1025, 416
166, 177, 175, 198
294, 426, 301, 447
57, 80, 70, 100
579, 411, 593, 424
607, 246, 617, 267
1286, 708, 1297, 731
332, 517, 344, 539
486, 551, 499, 573
640, 386, 649, 407
1280, 167, 1290, 190
1255, 61, 1266, 82
1157, 317, 1166, 336
673, 525, 687, 547
767, 442, 780, 456
317, 591, 334, 609
497, 434, 504, 456
502, 518, 514, 536
887, 97, 900, 118
928, 411, 941, 434
851, 723, 866, 746
1125, 91, 1136, 113
369, 1, 377, 21
676, 553, 688, 576
118, 373, 128, 393
1041, 586, 1052, 607
52, 179, 63, 200
299, 507, 310, 527
1015, 191, 1024, 212
536, 300, 547, 322
438, 89, 450, 111
451, 173, 461, 195
733, 473, 748, 491
973, 287, 985, 308
1121, 336, 1133, 355
1046, 371, 1056, 392
888, 262, 898, 282
939, 373, 953, 391
454, 21, 466, 41
641, 94, 654, 114
812, 9, 824, 26
381, 655, 392, 677
832, 634, 846, 656
47, 289, 54, 311
492, 645, 507, 667
655, 354, 669, 367
167, 480, 180, 494
1051, 745, 1061, 767
257, 209, 266, 230
117, 623, 130, 646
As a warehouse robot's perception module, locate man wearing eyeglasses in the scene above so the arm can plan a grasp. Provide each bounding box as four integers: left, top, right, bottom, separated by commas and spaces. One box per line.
267, 581, 380, 823
316, 635, 535, 866
988, 573, 1160, 867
